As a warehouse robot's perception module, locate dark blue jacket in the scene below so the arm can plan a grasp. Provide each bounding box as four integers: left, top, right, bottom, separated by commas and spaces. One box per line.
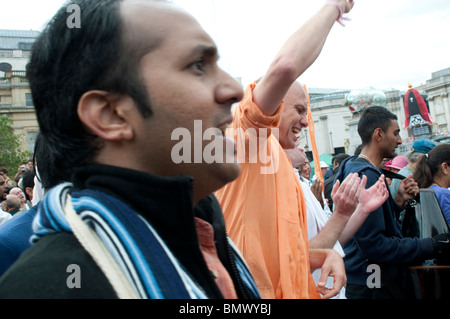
0, 165, 260, 299
0, 206, 37, 276
335, 156, 435, 288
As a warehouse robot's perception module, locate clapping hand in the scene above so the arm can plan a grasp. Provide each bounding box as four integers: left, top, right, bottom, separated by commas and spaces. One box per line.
395, 175, 419, 208
358, 174, 389, 215
330, 173, 363, 216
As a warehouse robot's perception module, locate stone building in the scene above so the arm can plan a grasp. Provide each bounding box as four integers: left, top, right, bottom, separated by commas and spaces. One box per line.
0, 29, 40, 153
0, 28, 449, 159
305, 67, 450, 158
426, 68, 450, 135
305, 89, 351, 156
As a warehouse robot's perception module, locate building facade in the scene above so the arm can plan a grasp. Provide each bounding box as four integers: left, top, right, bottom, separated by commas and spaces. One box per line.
426, 68, 450, 136
0, 30, 40, 154
1, 28, 449, 159
305, 68, 450, 158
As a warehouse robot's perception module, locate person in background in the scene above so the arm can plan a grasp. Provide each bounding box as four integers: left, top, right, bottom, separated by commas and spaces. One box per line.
335, 106, 450, 299
287, 147, 389, 299
384, 155, 408, 186
0, 132, 69, 277
323, 159, 334, 180
385, 156, 408, 174
20, 170, 35, 210
0, 167, 15, 187
302, 161, 313, 185
1, 195, 21, 217
8, 187, 29, 214
390, 138, 437, 198
0, 0, 259, 299
13, 162, 28, 186
0, 175, 12, 226
319, 161, 329, 179
412, 144, 450, 223
215, 0, 355, 299
324, 153, 350, 211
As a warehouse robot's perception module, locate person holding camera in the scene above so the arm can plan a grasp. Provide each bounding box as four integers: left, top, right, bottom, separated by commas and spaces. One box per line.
14, 162, 28, 186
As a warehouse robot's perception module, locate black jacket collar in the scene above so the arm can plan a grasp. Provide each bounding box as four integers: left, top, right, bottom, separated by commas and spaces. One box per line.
72, 164, 198, 245
71, 164, 224, 298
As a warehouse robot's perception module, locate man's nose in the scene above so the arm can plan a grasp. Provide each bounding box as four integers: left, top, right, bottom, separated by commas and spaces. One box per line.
300, 116, 308, 128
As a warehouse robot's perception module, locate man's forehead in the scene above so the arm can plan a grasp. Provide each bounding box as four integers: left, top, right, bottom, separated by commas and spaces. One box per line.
121, 0, 192, 32
285, 82, 306, 102
120, 0, 210, 56
388, 119, 400, 130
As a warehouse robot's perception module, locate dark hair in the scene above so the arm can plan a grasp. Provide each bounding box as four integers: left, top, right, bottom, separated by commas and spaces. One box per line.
357, 106, 398, 146
354, 144, 363, 156
413, 144, 450, 188
22, 170, 35, 201
5, 185, 14, 195
334, 153, 350, 166
27, 0, 159, 181
0, 167, 7, 175
33, 132, 69, 189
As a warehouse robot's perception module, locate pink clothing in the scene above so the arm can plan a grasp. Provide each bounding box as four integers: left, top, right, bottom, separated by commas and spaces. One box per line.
195, 217, 238, 299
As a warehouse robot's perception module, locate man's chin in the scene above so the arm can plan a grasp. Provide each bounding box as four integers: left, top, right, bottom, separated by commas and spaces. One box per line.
222, 161, 241, 183
207, 162, 241, 195
279, 139, 296, 150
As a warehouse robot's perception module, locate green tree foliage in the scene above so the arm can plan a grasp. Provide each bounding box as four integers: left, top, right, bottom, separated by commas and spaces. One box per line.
0, 114, 31, 175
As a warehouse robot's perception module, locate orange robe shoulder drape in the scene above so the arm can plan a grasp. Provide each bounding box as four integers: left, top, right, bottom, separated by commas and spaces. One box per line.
215, 83, 320, 299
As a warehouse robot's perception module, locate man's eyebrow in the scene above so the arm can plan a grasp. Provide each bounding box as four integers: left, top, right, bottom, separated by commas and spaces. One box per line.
187, 44, 218, 60
295, 105, 306, 113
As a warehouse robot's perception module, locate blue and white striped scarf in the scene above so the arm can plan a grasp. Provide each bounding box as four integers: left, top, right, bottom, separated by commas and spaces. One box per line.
31, 183, 260, 299
31, 183, 208, 298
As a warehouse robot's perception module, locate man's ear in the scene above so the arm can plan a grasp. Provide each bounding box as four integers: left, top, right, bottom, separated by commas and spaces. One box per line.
25, 186, 33, 199
442, 162, 449, 176
373, 128, 384, 142
77, 90, 135, 141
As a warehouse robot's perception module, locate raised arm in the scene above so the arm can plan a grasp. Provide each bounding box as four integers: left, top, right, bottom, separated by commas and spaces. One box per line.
309, 173, 389, 249
309, 173, 363, 249
338, 174, 389, 245
253, 0, 354, 116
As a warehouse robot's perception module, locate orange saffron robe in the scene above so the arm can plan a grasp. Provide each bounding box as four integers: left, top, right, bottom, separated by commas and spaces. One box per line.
215, 83, 320, 299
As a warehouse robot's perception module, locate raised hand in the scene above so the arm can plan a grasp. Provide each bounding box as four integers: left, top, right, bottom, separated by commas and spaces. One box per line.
331, 173, 363, 216
310, 178, 325, 208
395, 174, 419, 208
358, 174, 389, 214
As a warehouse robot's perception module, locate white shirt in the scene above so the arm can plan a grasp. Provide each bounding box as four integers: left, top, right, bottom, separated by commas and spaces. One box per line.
0, 208, 12, 227
32, 175, 45, 206
294, 168, 346, 299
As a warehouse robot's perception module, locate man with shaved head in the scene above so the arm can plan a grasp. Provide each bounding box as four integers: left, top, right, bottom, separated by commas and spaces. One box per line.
0, 0, 259, 299
3, 195, 21, 216
215, 0, 355, 299
8, 187, 29, 213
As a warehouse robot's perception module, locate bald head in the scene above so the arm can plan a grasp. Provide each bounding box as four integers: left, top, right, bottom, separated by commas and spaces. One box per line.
9, 187, 26, 205
119, 0, 199, 62
5, 194, 21, 211
119, 0, 169, 60
279, 81, 309, 149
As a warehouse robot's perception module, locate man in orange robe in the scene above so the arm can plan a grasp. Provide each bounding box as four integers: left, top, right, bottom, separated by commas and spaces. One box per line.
215, 0, 355, 299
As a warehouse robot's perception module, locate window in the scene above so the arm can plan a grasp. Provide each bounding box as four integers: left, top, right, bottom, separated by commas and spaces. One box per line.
25, 93, 34, 106
27, 131, 38, 154
18, 42, 34, 50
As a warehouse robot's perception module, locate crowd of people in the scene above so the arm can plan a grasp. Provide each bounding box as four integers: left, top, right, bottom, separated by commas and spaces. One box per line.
0, 0, 448, 300
0, 162, 35, 221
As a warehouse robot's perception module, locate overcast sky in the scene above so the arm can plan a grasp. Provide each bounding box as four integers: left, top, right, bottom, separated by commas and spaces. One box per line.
1, 0, 449, 91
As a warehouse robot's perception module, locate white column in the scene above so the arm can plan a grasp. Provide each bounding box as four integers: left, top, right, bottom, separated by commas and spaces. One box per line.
442, 93, 450, 134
